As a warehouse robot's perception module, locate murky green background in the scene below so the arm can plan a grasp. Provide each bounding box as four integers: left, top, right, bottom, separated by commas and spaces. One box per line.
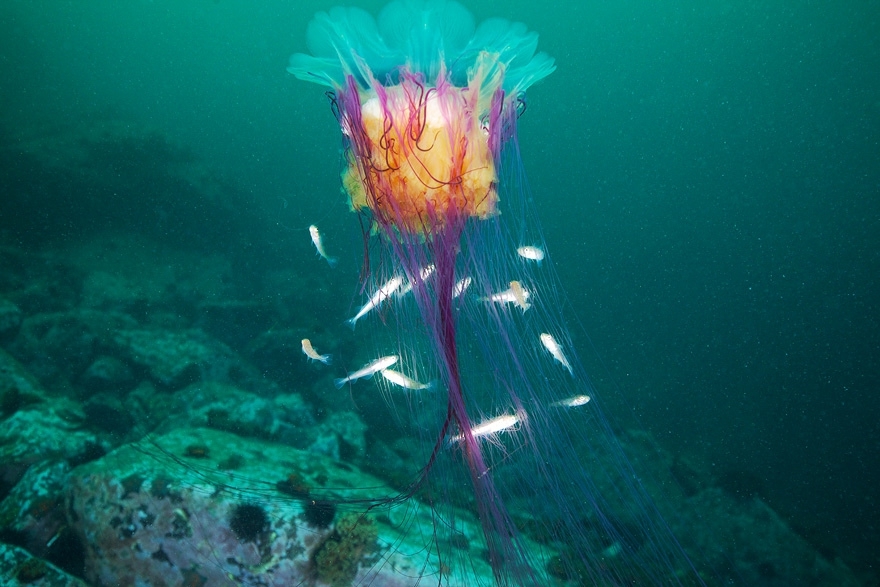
2, 0, 877, 576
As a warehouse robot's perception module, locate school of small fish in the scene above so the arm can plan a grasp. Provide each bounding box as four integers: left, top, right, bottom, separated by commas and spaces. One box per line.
300, 235, 587, 445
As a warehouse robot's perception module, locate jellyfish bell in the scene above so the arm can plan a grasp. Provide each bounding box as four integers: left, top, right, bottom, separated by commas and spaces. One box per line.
340, 62, 501, 236
289, 2, 554, 241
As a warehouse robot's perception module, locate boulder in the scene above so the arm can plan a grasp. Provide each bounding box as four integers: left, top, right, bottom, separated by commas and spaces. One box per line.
0, 298, 23, 341
0, 543, 90, 587
65, 427, 530, 586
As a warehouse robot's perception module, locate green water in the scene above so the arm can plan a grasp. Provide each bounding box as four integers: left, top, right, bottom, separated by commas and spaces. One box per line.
1, 0, 877, 578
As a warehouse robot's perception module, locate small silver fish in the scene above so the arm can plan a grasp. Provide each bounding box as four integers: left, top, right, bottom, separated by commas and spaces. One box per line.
508, 281, 531, 311
345, 276, 404, 329
398, 264, 435, 296
549, 394, 590, 408
517, 246, 545, 264
540, 333, 573, 376
380, 368, 434, 391
481, 281, 531, 311
309, 225, 337, 267
334, 355, 399, 389
449, 413, 523, 444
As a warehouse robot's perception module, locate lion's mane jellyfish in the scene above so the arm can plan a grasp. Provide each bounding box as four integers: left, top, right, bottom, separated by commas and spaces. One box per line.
289, 1, 701, 584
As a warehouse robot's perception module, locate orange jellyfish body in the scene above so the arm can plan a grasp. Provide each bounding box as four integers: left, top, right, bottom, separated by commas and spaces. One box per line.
341, 58, 503, 236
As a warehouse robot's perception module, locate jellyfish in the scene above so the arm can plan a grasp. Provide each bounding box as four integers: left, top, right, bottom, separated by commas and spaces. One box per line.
286, 1, 703, 585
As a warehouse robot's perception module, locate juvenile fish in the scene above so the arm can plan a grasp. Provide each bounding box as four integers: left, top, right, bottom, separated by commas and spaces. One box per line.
508, 280, 531, 311
380, 368, 434, 390
481, 281, 531, 310
540, 332, 574, 376
301, 338, 331, 365
345, 275, 404, 329
517, 246, 545, 264
398, 264, 435, 296
449, 413, 522, 444
309, 225, 338, 267
334, 355, 399, 389
550, 394, 591, 408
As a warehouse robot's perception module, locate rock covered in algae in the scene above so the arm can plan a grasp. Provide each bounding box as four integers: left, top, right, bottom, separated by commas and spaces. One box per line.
0, 297, 23, 341
109, 327, 244, 390
65, 427, 523, 586
10, 311, 99, 386
0, 460, 70, 562
0, 542, 90, 587
0, 347, 49, 416
0, 348, 107, 561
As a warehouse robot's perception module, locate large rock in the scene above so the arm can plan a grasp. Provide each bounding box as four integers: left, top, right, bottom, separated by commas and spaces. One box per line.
110, 328, 233, 390
7, 309, 136, 392
0, 298, 23, 341
66, 427, 539, 586
680, 488, 861, 587
0, 349, 101, 472
10, 312, 98, 387
0, 349, 105, 564
109, 327, 272, 394
618, 429, 862, 586
0, 347, 47, 411
146, 381, 320, 451
0, 543, 90, 587
78, 355, 135, 395
0, 459, 71, 561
